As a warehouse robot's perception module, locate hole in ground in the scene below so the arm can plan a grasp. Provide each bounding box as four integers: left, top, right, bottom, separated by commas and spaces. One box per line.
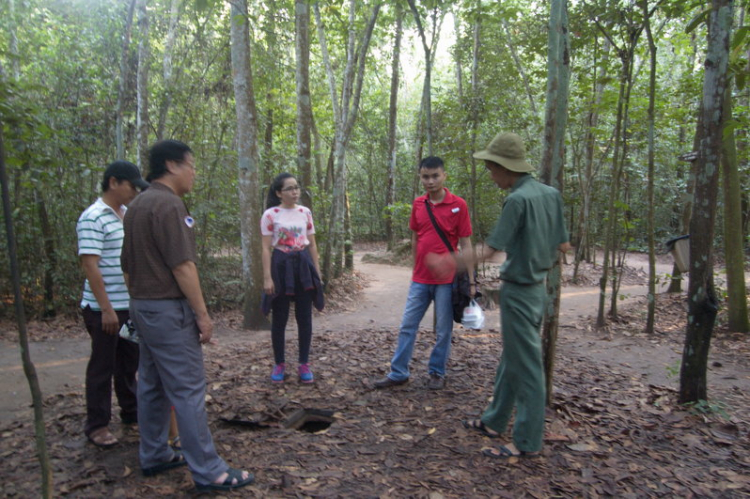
283, 408, 335, 434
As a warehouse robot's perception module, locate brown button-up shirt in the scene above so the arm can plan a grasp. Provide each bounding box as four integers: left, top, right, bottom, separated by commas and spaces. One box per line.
121, 182, 197, 299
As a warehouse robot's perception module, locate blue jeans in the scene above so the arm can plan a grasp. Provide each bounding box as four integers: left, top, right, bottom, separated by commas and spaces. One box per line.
388, 282, 453, 381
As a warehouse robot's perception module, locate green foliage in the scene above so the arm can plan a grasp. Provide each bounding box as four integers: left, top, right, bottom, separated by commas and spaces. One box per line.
382, 202, 412, 242
683, 399, 730, 419
0, 0, 743, 318
665, 359, 680, 380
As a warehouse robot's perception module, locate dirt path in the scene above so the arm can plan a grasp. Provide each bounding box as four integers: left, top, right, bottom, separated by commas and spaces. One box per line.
2, 251, 750, 498
317, 253, 687, 390
0, 252, 746, 424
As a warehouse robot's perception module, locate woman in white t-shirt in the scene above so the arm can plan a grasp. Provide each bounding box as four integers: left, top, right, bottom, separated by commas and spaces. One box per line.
260, 173, 323, 384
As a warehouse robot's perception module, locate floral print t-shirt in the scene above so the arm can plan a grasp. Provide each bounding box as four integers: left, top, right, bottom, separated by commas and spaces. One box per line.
260, 205, 315, 252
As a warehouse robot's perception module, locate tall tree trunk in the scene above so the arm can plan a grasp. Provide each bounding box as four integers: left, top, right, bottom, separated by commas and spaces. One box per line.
345, 191, 353, 270
468, 0, 482, 229
229, 0, 267, 329
263, 97, 274, 178
573, 37, 609, 280
539, 0, 570, 406
9, 0, 58, 318
720, 82, 749, 333
385, 4, 402, 251
136, 0, 149, 170
502, 18, 538, 116
643, 1, 657, 335
595, 26, 640, 328
296, 0, 314, 211
596, 73, 626, 327
412, 89, 425, 197
262, 0, 277, 185
740, 9, 750, 241
311, 116, 325, 188
36, 191, 56, 317
315, 0, 381, 281
0, 51, 53, 499
116, 0, 136, 159
407, 0, 434, 156
156, 0, 181, 140
680, 0, 732, 404
668, 33, 700, 294
453, 12, 464, 102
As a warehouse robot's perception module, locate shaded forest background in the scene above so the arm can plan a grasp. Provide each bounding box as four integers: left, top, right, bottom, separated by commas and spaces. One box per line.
0, 0, 748, 321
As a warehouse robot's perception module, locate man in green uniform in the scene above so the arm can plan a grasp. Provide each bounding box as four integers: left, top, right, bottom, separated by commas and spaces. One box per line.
462, 132, 570, 459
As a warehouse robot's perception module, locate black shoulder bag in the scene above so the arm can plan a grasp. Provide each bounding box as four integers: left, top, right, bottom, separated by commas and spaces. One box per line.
424, 199, 478, 323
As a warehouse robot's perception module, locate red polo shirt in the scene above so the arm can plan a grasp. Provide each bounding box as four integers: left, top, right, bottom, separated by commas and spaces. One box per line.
409, 188, 472, 284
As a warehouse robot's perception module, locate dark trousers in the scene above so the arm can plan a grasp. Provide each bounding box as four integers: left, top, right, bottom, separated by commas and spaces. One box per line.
271, 255, 314, 365
82, 306, 139, 436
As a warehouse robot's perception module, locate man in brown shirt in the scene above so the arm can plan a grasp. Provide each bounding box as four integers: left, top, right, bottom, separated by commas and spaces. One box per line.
122, 140, 253, 492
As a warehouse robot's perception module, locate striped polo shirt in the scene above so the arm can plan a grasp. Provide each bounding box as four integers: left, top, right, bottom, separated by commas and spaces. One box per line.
77, 198, 130, 311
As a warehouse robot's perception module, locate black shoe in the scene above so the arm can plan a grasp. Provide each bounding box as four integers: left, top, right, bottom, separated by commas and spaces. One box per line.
121, 414, 138, 425
374, 376, 408, 389
142, 450, 187, 477
427, 374, 445, 390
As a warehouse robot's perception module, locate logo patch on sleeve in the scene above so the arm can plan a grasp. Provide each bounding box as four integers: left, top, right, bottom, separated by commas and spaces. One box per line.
184, 216, 195, 228
452, 207, 460, 213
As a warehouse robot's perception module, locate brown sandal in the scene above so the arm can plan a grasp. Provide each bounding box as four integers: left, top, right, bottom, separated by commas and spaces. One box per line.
88, 427, 119, 448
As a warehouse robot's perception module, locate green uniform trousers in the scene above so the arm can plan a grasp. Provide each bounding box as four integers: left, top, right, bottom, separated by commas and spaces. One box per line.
481, 281, 546, 452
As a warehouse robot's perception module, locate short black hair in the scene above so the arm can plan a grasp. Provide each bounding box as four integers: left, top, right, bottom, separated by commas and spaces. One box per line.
101, 160, 139, 192
147, 140, 193, 181
418, 156, 444, 170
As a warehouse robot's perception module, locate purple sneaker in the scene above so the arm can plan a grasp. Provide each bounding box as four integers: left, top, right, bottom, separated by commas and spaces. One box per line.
298, 364, 314, 384
271, 363, 285, 383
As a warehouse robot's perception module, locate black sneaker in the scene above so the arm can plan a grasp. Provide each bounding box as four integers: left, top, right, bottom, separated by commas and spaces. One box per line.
374, 376, 408, 389
427, 374, 445, 390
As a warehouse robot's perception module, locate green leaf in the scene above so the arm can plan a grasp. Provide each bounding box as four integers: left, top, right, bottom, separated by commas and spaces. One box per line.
731, 26, 749, 51
685, 7, 710, 34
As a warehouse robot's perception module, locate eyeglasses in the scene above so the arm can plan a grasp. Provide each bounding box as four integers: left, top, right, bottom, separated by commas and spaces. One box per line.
281, 185, 301, 192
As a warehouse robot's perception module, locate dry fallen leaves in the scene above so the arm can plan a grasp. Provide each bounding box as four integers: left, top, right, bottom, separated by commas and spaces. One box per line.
1, 280, 749, 497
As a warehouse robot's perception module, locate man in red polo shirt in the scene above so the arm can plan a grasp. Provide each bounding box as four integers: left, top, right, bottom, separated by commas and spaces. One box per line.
374, 156, 474, 390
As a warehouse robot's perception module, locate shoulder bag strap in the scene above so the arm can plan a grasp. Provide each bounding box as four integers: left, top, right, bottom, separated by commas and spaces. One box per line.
424, 199, 454, 254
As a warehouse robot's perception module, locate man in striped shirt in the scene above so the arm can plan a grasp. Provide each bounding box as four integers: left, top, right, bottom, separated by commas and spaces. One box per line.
77, 160, 148, 448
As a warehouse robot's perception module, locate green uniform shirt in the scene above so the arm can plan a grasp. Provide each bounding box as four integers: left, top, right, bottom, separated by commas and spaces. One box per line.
486, 174, 569, 284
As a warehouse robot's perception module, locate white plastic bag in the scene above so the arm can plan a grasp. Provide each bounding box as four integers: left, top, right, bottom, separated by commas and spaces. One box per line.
119, 319, 140, 343
461, 299, 485, 330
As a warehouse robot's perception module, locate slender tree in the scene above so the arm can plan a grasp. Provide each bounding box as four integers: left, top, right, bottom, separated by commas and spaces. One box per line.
262, 0, 278, 185
385, 2, 403, 251
136, 0, 150, 169
667, 32, 700, 294
116, 0, 137, 159
468, 0, 482, 229
539, 0, 570, 405
502, 18, 538, 116
680, 0, 732, 403
642, 0, 658, 335
156, 0, 181, 140
592, 5, 643, 328
407, 0, 443, 156
296, 0, 314, 211
0, 59, 53, 497
720, 80, 749, 333
572, 36, 611, 279
315, 0, 382, 281
229, 0, 267, 329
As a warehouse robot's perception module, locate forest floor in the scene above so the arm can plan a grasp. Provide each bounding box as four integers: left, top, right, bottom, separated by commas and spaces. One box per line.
1, 244, 749, 498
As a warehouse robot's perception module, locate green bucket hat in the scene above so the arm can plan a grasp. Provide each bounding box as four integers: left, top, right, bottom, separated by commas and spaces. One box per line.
473, 132, 534, 173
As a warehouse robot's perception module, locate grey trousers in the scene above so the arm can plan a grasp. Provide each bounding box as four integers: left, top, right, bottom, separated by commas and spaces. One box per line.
131, 299, 227, 485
